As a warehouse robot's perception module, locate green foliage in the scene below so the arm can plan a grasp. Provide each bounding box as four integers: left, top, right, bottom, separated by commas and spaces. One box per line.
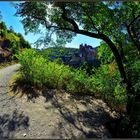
17, 49, 73, 88
0, 21, 7, 38
89, 64, 127, 107
17, 49, 93, 94
0, 20, 31, 62
7, 32, 20, 54
98, 41, 114, 64
66, 68, 90, 94
0, 21, 7, 31
17, 33, 31, 49
16, 49, 45, 86
127, 60, 140, 94
0, 29, 7, 38
40, 47, 78, 61
15, 1, 140, 50
44, 60, 73, 89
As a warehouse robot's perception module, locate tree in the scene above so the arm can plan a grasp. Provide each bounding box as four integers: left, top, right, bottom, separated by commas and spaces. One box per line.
115, 2, 140, 54
126, 15, 140, 53
0, 21, 7, 38
8, 26, 15, 34
17, 33, 31, 48
15, 1, 140, 136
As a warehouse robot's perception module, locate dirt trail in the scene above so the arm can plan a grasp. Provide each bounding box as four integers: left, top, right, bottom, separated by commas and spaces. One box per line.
0, 64, 21, 114
0, 64, 116, 138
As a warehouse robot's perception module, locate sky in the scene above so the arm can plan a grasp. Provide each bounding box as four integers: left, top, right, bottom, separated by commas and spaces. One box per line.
0, 1, 101, 49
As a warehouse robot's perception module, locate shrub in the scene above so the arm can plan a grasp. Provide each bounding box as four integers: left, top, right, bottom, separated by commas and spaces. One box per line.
128, 60, 140, 93
44, 60, 73, 89
17, 49, 73, 89
88, 64, 127, 108
66, 68, 91, 94
16, 49, 47, 86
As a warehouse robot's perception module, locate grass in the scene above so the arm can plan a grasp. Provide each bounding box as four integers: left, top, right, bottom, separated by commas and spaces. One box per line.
0, 61, 18, 69
8, 72, 44, 99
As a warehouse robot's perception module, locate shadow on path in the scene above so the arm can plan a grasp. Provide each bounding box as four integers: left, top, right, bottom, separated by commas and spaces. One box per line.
0, 110, 29, 138
11, 81, 116, 138
42, 89, 113, 138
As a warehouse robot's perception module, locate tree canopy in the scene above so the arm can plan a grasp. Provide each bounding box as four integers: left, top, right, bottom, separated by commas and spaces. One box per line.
15, 1, 139, 87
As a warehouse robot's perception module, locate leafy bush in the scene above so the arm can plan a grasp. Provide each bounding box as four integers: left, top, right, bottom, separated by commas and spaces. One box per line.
89, 64, 127, 108
17, 49, 73, 88
0, 21, 7, 38
66, 68, 90, 94
16, 49, 46, 86
43, 60, 73, 89
17, 49, 92, 94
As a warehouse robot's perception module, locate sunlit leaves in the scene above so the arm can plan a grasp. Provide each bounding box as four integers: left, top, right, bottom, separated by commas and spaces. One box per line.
98, 41, 114, 64
15, 1, 140, 50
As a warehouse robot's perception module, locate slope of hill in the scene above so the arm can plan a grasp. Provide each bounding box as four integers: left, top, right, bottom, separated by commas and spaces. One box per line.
0, 21, 31, 62
40, 47, 79, 63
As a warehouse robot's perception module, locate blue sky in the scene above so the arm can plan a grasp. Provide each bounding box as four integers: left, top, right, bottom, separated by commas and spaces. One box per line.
0, 1, 101, 48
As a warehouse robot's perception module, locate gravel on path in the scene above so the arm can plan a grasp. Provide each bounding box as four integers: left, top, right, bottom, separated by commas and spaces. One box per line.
0, 64, 21, 113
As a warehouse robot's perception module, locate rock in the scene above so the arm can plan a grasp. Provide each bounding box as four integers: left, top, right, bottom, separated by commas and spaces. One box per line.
23, 133, 27, 137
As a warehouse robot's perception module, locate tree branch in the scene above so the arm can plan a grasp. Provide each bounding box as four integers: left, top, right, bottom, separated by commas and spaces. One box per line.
127, 14, 140, 28
77, 29, 101, 39
80, 5, 100, 34
125, 15, 140, 53
44, 25, 102, 39
31, 4, 101, 40
60, 4, 79, 31
31, 15, 48, 25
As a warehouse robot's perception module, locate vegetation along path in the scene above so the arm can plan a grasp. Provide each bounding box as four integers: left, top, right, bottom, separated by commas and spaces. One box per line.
0, 64, 117, 138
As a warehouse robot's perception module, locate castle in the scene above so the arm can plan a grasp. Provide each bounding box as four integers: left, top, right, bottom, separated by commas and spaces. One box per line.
69, 44, 99, 67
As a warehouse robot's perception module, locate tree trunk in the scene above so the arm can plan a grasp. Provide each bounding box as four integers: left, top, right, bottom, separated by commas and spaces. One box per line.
100, 34, 129, 86
99, 34, 135, 137
117, 41, 127, 63
99, 34, 133, 116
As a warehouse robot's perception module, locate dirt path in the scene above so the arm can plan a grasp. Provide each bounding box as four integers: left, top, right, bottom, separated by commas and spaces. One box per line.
0, 64, 21, 114
0, 64, 116, 138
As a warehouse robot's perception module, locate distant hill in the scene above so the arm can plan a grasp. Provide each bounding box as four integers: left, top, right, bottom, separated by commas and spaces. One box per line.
39, 47, 79, 63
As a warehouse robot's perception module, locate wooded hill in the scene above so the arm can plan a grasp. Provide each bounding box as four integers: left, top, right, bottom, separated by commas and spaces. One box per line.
40, 47, 79, 61
0, 21, 31, 62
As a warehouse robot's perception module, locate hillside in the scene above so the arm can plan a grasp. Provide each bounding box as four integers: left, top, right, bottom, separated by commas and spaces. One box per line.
0, 21, 31, 62
39, 47, 79, 63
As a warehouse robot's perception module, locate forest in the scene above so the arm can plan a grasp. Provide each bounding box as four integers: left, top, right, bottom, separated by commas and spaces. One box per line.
0, 1, 140, 138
